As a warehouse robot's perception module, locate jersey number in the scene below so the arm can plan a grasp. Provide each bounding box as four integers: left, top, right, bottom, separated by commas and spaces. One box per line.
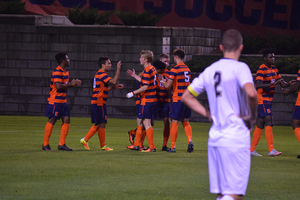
214, 72, 221, 97
184, 71, 189, 82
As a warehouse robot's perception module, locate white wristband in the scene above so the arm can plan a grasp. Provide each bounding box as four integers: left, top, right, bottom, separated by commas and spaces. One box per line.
126, 92, 134, 98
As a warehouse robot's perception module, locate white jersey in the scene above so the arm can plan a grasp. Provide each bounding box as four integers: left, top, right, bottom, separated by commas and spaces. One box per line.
189, 58, 254, 148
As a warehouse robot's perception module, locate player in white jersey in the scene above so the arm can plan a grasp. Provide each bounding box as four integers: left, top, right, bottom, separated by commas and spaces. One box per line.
181, 29, 257, 200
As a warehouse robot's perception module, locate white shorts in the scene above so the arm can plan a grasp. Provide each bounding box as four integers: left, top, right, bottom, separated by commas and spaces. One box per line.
208, 146, 250, 195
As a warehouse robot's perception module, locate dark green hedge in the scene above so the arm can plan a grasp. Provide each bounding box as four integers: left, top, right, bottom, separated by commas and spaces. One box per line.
0, 0, 25, 14
186, 55, 300, 74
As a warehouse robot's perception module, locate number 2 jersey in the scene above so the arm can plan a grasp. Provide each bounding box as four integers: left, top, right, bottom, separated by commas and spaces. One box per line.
188, 58, 254, 148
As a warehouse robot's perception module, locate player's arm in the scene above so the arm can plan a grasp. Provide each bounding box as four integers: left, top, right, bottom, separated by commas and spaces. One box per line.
126, 85, 149, 98
278, 78, 292, 88
282, 81, 300, 95
55, 79, 81, 90
255, 80, 278, 88
108, 84, 124, 91
182, 86, 211, 121
127, 69, 142, 82
109, 61, 122, 85
157, 74, 173, 89
241, 82, 258, 130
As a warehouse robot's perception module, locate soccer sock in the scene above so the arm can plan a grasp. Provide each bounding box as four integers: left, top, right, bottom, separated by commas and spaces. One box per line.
140, 129, 146, 148
220, 195, 234, 200
294, 127, 300, 142
98, 128, 105, 148
84, 125, 98, 142
145, 127, 155, 149
170, 122, 179, 150
265, 126, 274, 152
59, 123, 70, 146
250, 127, 263, 152
131, 128, 137, 136
163, 124, 170, 147
43, 122, 54, 146
134, 126, 143, 147
182, 121, 192, 143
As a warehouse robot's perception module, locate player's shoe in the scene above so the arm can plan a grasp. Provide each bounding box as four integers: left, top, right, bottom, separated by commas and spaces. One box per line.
167, 148, 176, 153
101, 145, 113, 151
58, 144, 73, 151
126, 145, 139, 150
268, 149, 282, 156
251, 150, 262, 156
141, 147, 156, 152
187, 141, 194, 153
139, 146, 146, 151
162, 146, 170, 151
42, 144, 52, 151
80, 138, 90, 150
128, 130, 135, 145
297, 155, 300, 159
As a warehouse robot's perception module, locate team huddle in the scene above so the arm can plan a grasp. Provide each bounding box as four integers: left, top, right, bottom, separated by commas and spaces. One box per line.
41, 29, 300, 200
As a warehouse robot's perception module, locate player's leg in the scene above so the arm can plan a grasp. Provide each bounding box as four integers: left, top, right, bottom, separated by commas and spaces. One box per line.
181, 103, 193, 153
160, 102, 170, 151
250, 117, 264, 156
168, 102, 180, 152
140, 104, 156, 152
43, 104, 57, 150
292, 106, 300, 158
98, 122, 112, 151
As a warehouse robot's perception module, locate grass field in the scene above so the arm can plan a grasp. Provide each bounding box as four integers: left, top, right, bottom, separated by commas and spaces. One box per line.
0, 115, 299, 200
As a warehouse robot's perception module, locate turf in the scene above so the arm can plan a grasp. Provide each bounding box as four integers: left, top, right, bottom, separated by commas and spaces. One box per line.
0, 116, 299, 200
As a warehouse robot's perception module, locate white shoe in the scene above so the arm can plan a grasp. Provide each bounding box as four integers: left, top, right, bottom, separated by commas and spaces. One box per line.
268, 149, 282, 157
251, 150, 262, 156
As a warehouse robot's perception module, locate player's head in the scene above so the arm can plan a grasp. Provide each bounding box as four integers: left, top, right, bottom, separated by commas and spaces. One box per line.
159, 53, 170, 67
153, 60, 166, 74
263, 47, 275, 65
140, 50, 153, 66
98, 56, 112, 71
173, 49, 185, 64
220, 29, 243, 52
55, 52, 69, 66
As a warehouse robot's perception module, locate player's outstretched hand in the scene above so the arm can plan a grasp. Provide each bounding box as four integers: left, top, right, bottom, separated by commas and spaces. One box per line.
239, 114, 255, 131
116, 84, 124, 89
289, 80, 296, 86
126, 92, 134, 98
117, 61, 122, 70
126, 69, 135, 77
75, 79, 82, 86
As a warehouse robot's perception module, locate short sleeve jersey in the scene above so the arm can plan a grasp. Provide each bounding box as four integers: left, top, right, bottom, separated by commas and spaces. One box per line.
295, 69, 300, 106
256, 63, 281, 105
140, 65, 157, 105
91, 69, 112, 106
188, 58, 254, 148
157, 69, 170, 103
47, 66, 69, 105
169, 62, 191, 102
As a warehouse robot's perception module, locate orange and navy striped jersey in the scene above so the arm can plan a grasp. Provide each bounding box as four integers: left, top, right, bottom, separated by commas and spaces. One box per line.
157, 69, 170, 103
47, 66, 69, 105
256, 63, 281, 104
140, 65, 157, 105
295, 69, 300, 106
168, 62, 191, 102
135, 82, 142, 105
91, 69, 112, 106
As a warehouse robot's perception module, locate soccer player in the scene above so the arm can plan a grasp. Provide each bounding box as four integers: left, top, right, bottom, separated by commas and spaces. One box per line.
282, 74, 300, 159
182, 29, 257, 200
80, 57, 123, 151
158, 49, 193, 153
250, 48, 292, 157
126, 50, 157, 152
42, 52, 82, 151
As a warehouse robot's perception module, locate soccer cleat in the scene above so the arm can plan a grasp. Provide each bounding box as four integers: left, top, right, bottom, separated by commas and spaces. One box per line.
297, 155, 300, 159
167, 148, 176, 153
101, 145, 113, 151
42, 144, 52, 151
187, 141, 194, 153
141, 147, 156, 152
162, 146, 170, 151
58, 144, 73, 151
139, 146, 146, 151
268, 149, 282, 157
251, 150, 262, 156
128, 130, 135, 145
80, 138, 90, 150
126, 145, 139, 150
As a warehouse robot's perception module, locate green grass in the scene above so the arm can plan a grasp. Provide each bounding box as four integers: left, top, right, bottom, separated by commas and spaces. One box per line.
0, 116, 299, 200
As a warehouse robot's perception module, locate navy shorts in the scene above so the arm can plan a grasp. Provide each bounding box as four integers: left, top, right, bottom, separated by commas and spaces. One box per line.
45, 103, 70, 120
136, 104, 140, 117
293, 106, 300, 120
138, 102, 157, 121
91, 104, 107, 124
257, 104, 272, 118
169, 101, 191, 120
154, 102, 170, 119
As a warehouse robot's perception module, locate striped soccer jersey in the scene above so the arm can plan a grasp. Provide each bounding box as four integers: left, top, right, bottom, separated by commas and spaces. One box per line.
140, 65, 157, 105
169, 62, 191, 102
256, 63, 281, 105
295, 69, 300, 106
91, 69, 112, 106
157, 69, 170, 103
47, 65, 69, 105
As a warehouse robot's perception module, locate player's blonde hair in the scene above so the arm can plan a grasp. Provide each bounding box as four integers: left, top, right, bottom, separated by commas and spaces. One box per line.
140, 50, 154, 63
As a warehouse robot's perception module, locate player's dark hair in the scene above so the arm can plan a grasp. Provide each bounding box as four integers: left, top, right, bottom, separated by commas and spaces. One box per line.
153, 60, 166, 71
173, 49, 185, 59
159, 53, 169, 59
55, 52, 67, 65
263, 47, 275, 58
221, 29, 243, 52
98, 56, 109, 67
